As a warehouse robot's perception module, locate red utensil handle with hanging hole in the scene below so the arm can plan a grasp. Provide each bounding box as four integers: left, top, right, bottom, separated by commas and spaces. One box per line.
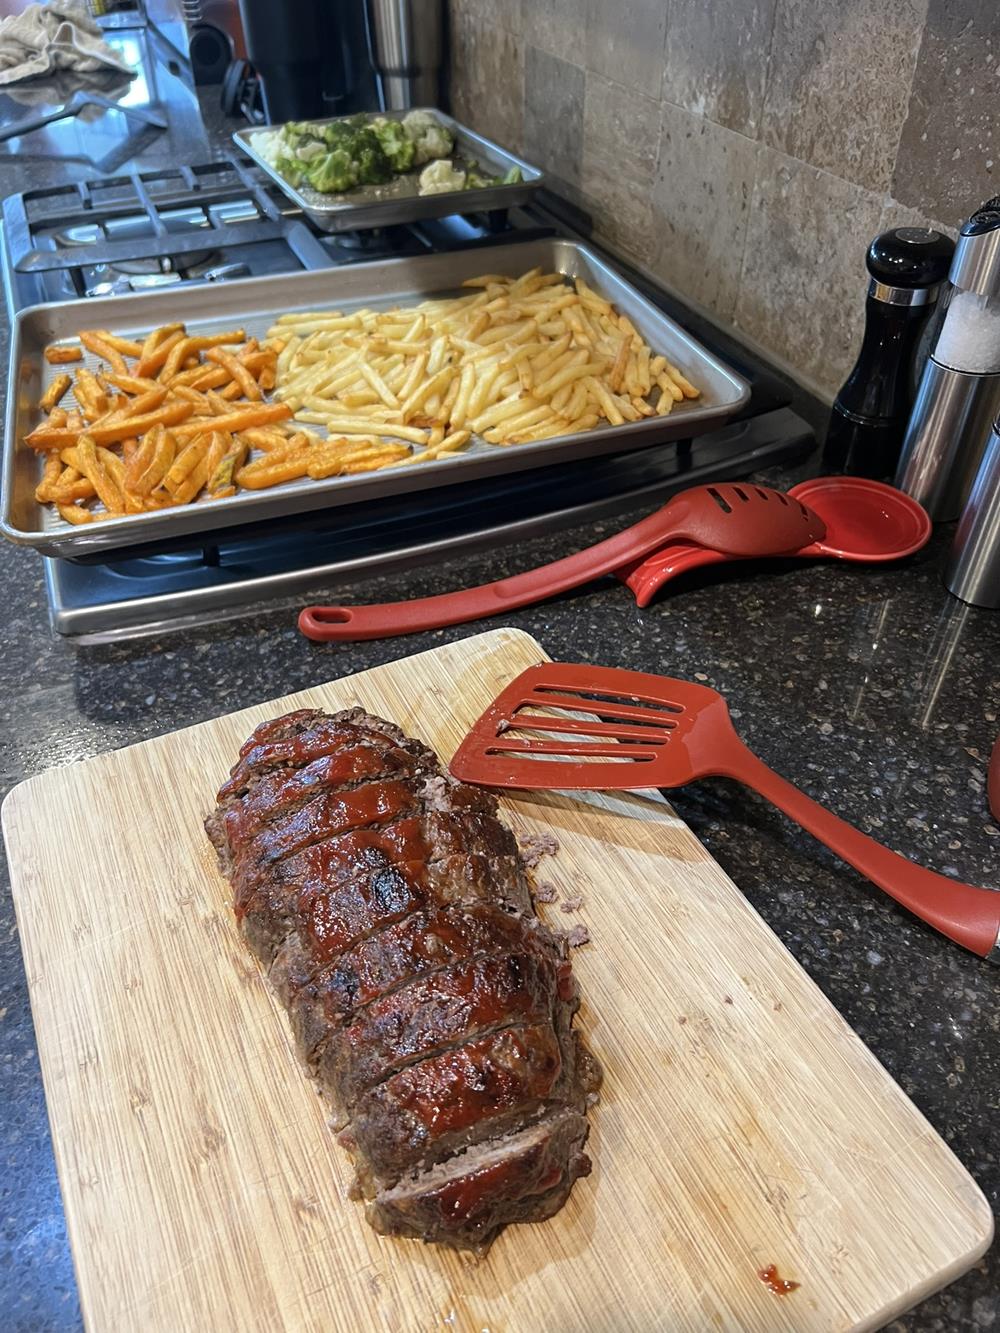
298, 504, 687, 641
715, 738, 1000, 959
297, 484, 821, 642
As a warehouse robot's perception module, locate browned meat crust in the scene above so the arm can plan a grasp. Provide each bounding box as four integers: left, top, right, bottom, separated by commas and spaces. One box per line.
206, 707, 600, 1251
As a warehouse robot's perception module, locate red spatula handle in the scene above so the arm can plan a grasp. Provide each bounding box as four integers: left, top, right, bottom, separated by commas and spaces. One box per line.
298, 503, 690, 642
716, 740, 1000, 958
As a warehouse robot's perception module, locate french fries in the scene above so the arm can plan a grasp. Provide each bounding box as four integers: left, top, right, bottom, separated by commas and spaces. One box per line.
28, 269, 702, 529
268, 267, 700, 453
39, 373, 72, 414
44, 345, 84, 365
27, 319, 415, 525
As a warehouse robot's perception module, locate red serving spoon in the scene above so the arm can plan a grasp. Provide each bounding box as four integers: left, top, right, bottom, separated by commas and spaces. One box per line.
299, 481, 826, 642
449, 662, 1000, 961
618, 477, 931, 606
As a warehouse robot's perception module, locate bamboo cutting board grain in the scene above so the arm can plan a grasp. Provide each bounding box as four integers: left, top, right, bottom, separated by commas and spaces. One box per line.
3, 628, 992, 1332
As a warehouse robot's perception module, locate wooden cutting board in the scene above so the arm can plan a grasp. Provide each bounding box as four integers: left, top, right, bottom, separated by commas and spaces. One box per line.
4, 628, 991, 1332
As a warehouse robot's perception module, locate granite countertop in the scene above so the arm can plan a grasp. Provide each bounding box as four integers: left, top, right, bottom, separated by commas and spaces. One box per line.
0, 72, 997, 1333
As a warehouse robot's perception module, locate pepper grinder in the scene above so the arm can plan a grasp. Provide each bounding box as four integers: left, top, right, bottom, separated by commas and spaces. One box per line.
896, 197, 1000, 519
824, 227, 954, 479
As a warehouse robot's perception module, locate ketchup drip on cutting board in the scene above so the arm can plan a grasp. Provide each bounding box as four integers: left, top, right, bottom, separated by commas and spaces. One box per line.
758, 1264, 800, 1296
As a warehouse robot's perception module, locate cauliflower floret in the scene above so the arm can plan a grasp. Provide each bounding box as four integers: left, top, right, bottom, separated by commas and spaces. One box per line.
250, 130, 281, 168
402, 110, 436, 137
295, 139, 325, 162
418, 159, 466, 195
403, 109, 455, 166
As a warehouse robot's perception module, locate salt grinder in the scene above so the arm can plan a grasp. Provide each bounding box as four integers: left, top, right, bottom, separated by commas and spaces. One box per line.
896, 197, 1000, 520
944, 407, 1000, 607
824, 227, 954, 479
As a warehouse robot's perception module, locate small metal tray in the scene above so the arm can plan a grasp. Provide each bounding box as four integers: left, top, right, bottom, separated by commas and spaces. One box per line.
2, 238, 751, 560
233, 109, 543, 233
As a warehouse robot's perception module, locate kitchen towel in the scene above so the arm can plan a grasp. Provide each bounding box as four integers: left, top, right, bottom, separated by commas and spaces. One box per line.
0, 2, 134, 85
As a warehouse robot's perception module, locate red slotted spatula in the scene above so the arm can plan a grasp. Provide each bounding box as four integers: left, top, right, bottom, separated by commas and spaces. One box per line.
298, 482, 826, 642
450, 663, 1000, 960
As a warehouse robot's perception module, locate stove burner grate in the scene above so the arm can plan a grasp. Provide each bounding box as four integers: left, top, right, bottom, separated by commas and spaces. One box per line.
2, 159, 334, 275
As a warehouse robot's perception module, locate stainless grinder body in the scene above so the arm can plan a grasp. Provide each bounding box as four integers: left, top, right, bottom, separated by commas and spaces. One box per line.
896, 198, 1000, 520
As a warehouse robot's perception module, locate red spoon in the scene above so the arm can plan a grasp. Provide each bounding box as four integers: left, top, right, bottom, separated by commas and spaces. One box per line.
618, 477, 931, 606
450, 662, 1000, 961
299, 481, 825, 642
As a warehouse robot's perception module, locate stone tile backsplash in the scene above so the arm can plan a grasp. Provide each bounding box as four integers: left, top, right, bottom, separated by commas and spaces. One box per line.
581, 75, 660, 257
524, 47, 586, 202
448, 0, 997, 398
652, 103, 758, 320
760, 0, 928, 195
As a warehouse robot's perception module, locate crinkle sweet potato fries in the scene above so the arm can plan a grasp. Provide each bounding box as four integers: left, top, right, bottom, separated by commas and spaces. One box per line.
26, 267, 700, 527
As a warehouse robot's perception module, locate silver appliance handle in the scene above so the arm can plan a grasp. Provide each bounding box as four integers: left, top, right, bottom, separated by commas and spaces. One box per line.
366, 0, 443, 110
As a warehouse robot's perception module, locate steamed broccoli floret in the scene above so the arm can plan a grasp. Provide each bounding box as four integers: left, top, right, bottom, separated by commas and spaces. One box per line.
306, 148, 358, 193
320, 120, 352, 150
353, 126, 393, 185
275, 152, 305, 187
469, 169, 501, 190
462, 164, 522, 190
402, 110, 455, 166
373, 118, 416, 173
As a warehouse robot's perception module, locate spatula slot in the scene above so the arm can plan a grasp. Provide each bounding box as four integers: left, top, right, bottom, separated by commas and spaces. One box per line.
505, 711, 673, 745
707, 487, 732, 514
530, 686, 684, 719
515, 704, 677, 734
484, 738, 657, 763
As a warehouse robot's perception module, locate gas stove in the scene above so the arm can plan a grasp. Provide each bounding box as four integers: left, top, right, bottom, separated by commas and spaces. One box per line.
2, 159, 816, 640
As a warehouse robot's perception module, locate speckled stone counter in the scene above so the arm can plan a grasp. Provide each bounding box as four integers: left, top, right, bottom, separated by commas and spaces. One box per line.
0, 93, 997, 1333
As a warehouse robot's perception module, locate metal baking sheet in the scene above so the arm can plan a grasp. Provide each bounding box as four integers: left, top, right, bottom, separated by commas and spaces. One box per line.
2, 238, 751, 560
233, 109, 543, 233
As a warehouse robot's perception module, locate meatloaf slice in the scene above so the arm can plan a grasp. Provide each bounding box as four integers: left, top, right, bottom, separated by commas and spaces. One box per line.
230, 777, 428, 875
237, 842, 529, 969
207, 706, 600, 1250
271, 903, 571, 1061
317, 951, 561, 1111
368, 1108, 592, 1250
218, 709, 436, 803
344, 1021, 571, 1184
217, 743, 434, 851
233, 811, 530, 968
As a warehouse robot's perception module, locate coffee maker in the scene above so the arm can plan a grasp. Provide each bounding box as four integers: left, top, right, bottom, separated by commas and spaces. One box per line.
233, 0, 442, 125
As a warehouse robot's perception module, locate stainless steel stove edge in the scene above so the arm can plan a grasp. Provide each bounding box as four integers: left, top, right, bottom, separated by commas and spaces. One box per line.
44, 408, 814, 639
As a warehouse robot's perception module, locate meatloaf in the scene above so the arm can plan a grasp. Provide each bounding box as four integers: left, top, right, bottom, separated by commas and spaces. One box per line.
205, 706, 600, 1250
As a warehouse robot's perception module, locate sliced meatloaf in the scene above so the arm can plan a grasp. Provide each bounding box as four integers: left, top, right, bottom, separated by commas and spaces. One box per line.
206, 707, 600, 1251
